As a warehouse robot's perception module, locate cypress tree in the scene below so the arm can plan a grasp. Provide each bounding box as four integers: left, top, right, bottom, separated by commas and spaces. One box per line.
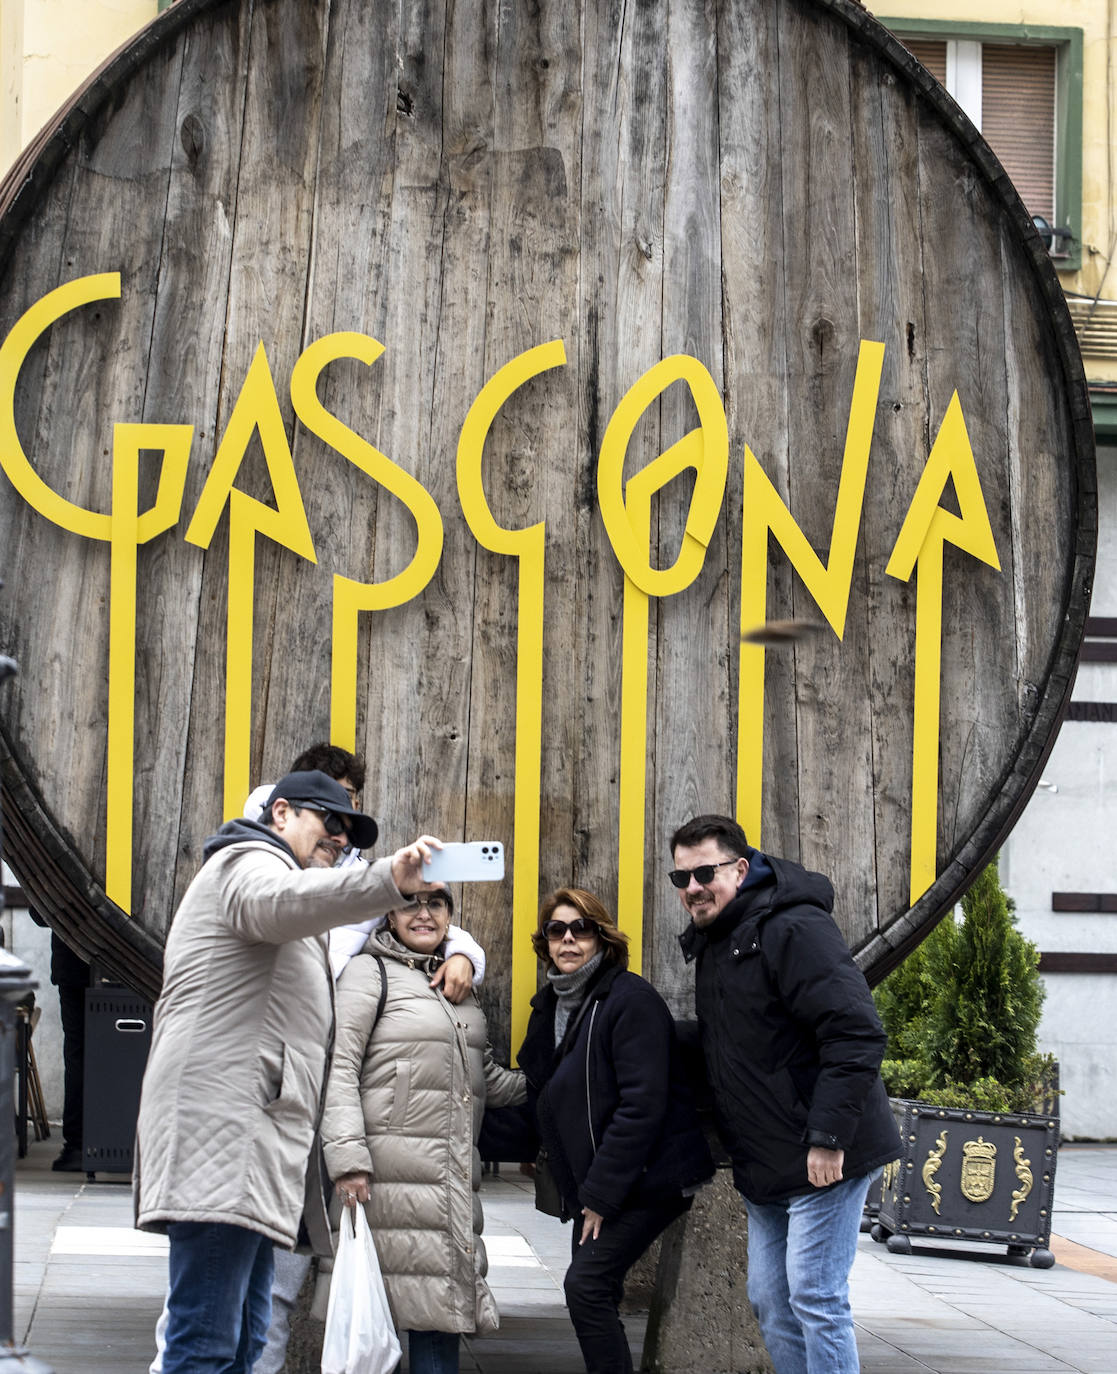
875, 856, 1048, 1110
875, 913, 955, 1063
925, 856, 1044, 1094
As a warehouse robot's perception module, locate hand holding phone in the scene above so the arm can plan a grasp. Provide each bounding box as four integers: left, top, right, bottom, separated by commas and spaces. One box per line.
421, 841, 505, 883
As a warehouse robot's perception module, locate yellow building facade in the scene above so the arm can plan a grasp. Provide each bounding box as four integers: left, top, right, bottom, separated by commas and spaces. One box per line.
1, 0, 160, 174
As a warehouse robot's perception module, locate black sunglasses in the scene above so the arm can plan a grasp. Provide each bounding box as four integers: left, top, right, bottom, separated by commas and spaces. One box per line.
667, 858, 738, 889
298, 806, 352, 839
541, 916, 598, 940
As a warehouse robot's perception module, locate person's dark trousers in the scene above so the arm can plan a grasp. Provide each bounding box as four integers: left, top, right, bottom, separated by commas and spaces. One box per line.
564, 1194, 691, 1374
56, 978, 85, 1150
162, 1221, 274, 1374
49, 930, 90, 1165
407, 1328, 460, 1373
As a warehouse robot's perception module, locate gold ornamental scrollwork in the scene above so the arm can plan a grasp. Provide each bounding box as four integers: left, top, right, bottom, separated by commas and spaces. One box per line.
960, 1136, 997, 1203
1010, 1137, 1033, 1223
882, 1159, 898, 1193
922, 1130, 948, 1213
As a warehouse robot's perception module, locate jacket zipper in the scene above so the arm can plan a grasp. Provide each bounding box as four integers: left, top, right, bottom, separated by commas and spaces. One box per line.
586, 1001, 599, 1154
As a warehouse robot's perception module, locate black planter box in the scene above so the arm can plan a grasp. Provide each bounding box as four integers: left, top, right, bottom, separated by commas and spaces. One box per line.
872, 1098, 1059, 1267
82, 986, 152, 1175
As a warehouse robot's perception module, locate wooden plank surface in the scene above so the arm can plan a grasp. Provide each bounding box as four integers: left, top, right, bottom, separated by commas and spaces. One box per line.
914, 116, 1018, 872
648, 0, 726, 1007
175, 0, 327, 895
16, 36, 186, 903
258, 0, 399, 796
850, 41, 929, 943
0, 0, 1094, 1009
364, 0, 464, 858
489, 0, 583, 926
457, 0, 584, 1050
717, 0, 798, 876
777, 0, 878, 943
405, 0, 503, 1008
573, 0, 667, 941
139, 0, 253, 923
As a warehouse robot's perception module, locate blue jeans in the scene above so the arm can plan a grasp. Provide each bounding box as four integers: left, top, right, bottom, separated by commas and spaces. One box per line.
162, 1221, 274, 1374
744, 1170, 878, 1374
407, 1328, 459, 1373
254, 1248, 312, 1374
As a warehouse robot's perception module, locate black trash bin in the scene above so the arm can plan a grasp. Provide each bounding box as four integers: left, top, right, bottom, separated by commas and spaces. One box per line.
82, 986, 152, 1175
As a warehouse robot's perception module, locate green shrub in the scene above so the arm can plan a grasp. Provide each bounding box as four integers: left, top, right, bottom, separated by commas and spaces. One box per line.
925, 1077, 1015, 1113
873, 857, 1050, 1113
875, 914, 956, 1063
925, 861, 1044, 1093
879, 1058, 929, 1100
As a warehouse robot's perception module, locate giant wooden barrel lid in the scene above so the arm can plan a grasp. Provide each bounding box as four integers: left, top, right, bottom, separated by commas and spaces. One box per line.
0, 0, 1094, 1047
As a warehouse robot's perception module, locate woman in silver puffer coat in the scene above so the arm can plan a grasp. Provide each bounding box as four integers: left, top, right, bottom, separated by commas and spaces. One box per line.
320, 882, 524, 1374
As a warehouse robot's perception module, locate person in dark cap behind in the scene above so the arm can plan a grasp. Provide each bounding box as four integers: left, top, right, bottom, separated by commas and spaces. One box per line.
134, 770, 439, 1374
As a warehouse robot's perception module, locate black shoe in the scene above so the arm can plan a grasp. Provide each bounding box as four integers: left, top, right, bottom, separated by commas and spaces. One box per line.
51, 1145, 84, 1172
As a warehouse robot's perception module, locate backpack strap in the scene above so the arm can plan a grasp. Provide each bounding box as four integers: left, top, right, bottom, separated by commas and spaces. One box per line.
372, 953, 387, 1025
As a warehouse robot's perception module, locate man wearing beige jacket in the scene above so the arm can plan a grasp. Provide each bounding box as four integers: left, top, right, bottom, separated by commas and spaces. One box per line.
134, 768, 437, 1374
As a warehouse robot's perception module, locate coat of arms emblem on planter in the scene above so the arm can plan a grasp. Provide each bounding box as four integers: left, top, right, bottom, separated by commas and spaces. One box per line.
960, 1136, 997, 1203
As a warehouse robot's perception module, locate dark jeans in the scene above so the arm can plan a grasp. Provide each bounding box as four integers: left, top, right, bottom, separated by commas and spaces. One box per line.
162, 1221, 274, 1374
564, 1195, 691, 1374
407, 1328, 460, 1373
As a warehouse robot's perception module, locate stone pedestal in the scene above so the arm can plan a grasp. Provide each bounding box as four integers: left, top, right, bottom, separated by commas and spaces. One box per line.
641, 1168, 773, 1374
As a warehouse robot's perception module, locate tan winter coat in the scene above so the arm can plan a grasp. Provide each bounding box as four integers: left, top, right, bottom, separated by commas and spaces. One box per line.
134, 837, 405, 1248
320, 926, 526, 1334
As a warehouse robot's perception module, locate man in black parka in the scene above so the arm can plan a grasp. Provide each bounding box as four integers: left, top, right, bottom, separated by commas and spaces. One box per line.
670, 814, 899, 1374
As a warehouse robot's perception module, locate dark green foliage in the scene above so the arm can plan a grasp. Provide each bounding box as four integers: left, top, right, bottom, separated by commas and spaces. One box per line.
926, 1077, 1017, 1113
875, 913, 956, 1062
927, 861, 1044, 1087
878, 1058, 929, 1100
874, 858, 1051, 1113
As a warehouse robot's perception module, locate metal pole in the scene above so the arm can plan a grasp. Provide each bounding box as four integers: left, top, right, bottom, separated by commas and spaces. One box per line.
0, 648, 52, 1370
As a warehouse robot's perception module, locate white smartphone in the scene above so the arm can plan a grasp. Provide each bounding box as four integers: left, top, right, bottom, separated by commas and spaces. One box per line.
422, 841, 505, 882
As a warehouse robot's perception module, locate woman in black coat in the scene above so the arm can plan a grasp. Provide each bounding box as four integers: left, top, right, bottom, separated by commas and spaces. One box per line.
516, 888, 714, 1374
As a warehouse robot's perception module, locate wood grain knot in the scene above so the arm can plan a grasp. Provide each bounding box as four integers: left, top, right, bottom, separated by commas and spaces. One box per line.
179, 113, 205, 169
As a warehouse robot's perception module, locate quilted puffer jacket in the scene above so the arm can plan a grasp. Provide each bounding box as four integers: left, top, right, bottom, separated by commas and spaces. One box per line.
134, 830, 407, 1248
320, 926, 526, 1334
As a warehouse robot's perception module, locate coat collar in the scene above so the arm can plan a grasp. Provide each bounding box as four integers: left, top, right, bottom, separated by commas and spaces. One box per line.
365, 923, 445, 975
521, 960, 623, 1086
529, 955, 621, 1011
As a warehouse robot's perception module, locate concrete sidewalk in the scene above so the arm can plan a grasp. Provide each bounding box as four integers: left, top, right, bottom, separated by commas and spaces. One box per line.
12, 1139, 1117, 1372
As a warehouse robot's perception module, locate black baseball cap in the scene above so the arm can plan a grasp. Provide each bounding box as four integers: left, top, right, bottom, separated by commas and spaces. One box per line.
265, 769, 379, 849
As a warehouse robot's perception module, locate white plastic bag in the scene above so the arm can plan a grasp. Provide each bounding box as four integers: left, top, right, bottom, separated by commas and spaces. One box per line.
321, 1205, 401, 1374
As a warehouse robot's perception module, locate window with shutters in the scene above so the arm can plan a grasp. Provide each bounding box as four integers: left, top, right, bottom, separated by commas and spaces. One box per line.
882, 21, 1083, 271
